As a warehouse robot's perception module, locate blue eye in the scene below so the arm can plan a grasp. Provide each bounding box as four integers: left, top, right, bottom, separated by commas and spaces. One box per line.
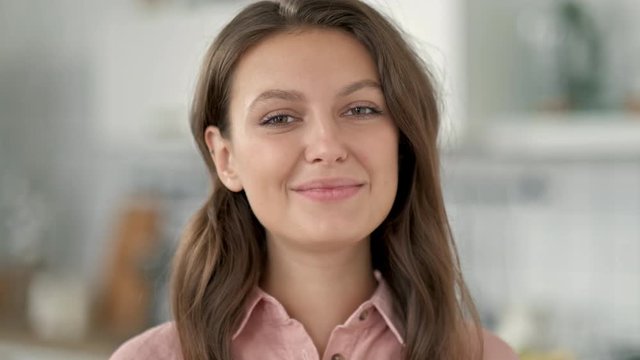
344, 106, 382, 117
260, 113, 296, 127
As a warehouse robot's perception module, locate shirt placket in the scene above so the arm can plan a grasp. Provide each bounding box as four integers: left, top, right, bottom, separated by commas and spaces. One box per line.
321, 306, 373, 360
283, 319, 322, 360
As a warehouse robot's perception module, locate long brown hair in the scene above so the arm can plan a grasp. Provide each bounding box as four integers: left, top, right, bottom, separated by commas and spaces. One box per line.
172, 0, 482, 359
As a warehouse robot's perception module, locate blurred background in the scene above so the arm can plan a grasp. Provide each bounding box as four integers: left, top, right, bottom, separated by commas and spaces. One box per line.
0, 0, 638, 359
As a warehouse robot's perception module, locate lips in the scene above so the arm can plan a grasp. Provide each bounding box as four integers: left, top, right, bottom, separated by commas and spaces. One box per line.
292, 178, 364, 201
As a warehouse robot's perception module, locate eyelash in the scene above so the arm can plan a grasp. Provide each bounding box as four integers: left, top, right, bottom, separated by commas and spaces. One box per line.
259, 112, 297, 127
259, 105, 382, 127
344, 105, 382, 117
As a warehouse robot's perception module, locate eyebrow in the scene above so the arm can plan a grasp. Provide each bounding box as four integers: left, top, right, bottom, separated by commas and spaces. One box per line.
248, 89, 305, 111
336, 79, 381, 97
247, 79, 381, 111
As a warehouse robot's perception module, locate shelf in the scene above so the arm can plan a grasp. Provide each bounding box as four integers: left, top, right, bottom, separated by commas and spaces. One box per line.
481, 112, 640, 159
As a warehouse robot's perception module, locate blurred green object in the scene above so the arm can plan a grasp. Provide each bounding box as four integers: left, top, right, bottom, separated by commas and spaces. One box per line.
557, 1, 602, 110
616, 349, 640, 360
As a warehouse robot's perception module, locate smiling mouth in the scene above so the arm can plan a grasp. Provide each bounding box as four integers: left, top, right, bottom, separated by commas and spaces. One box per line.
293, 184, 364, 201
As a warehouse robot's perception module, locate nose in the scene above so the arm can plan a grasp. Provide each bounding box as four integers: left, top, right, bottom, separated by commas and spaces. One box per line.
303, 115, 348, 165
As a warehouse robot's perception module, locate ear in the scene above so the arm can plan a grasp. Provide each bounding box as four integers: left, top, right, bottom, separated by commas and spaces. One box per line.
204, 126, 243, 192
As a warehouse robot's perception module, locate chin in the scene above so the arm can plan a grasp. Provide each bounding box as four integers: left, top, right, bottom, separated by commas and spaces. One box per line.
297, 226, 371, 247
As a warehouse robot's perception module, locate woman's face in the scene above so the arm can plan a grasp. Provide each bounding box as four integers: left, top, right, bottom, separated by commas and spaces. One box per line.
206, 29, 398, 251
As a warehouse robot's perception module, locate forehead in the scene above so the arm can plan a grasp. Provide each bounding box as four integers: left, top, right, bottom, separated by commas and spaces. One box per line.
229, 28, 380, 100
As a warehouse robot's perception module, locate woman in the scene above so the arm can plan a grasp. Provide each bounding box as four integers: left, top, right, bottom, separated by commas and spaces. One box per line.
111, 0, 518, 359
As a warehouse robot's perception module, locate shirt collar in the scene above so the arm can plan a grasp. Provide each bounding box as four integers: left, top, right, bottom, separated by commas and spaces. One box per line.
232, 287, 262, 340
370, 270, 405, 345
231, 270, 405, 345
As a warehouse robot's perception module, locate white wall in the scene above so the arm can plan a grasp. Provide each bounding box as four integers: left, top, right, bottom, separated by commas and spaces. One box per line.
366, 0, 466, 147
0, 0, 246, 281
0, 0, 105, 272
94, 1, 247, 150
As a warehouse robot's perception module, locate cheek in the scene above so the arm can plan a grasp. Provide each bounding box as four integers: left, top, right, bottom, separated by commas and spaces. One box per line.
239, 138, 284, 174
353, 123, 399, 211
378, 130, 399, 202
235, 138, 297, 205
377, 143, 399, 199
361, 125, 399, 181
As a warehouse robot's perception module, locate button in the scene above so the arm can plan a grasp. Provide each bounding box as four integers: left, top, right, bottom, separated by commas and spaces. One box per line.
331, 354, 345, 360
358, 309, 369, 321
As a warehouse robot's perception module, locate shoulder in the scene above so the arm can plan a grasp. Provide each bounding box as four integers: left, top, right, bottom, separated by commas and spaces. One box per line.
482, 328, 519, 360
110, 322, 182, 360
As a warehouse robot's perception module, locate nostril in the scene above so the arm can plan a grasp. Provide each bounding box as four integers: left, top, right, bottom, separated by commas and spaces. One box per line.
304, 141, 349, 164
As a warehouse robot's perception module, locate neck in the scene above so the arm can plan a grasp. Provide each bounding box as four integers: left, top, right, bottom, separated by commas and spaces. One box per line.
261, 237, 376, 356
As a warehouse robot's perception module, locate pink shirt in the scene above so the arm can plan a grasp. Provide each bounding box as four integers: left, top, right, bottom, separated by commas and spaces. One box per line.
111, 273, 518, 360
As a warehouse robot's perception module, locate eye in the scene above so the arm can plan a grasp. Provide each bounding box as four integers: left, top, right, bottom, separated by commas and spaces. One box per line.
260, 113, 297, 127
344, 105, 382, 117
